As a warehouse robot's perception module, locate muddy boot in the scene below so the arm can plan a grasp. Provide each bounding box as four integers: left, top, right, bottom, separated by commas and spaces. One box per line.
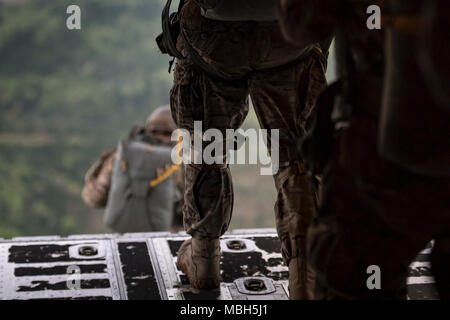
177, 238, 221, 289
288, 256, 316, 300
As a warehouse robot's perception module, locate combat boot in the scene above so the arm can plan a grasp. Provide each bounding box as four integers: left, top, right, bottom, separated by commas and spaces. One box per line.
177, 238, 221, 289
288, 256, 316, 300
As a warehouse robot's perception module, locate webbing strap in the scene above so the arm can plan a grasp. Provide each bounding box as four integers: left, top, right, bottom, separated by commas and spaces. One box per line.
149, 164, 181, 187
161, 0, 184, 59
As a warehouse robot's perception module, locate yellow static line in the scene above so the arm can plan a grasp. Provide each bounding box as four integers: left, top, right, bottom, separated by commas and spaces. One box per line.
149, 164, 180, 187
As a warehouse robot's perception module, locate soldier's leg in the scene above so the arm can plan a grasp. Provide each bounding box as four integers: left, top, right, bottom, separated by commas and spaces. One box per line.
249, 47, 327, 299
278, 0, 338, 48
170, 54, 249, 289
308, 145, 434, 299
431, 237, 450, 300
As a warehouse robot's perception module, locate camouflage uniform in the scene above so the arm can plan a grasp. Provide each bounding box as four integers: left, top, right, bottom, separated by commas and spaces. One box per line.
170, 0, 327, 295
378, 0, 450, 299
279, 0, 450, 299
379, 0, 450, 177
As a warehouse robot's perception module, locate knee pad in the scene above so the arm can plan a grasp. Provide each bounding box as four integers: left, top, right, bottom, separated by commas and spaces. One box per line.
183, 163, 233, 238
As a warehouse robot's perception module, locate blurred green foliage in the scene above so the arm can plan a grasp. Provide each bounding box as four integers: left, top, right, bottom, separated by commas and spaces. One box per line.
0, 0, 175, 237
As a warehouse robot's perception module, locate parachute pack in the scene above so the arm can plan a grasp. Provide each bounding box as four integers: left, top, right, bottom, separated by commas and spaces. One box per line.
104, 139, 178, 233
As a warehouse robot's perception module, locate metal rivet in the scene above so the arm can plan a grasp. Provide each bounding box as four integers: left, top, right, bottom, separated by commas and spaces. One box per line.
244, 278, 266, 292
78, 245, 98, 256
226, 240, 246, 250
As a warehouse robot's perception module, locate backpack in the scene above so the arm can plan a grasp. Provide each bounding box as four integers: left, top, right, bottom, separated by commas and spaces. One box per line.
196, 0, 277, 21
104, 139, 178, 233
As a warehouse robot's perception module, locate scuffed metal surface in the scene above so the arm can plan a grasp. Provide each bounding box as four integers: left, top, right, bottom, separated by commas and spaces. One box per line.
166, 234, 290, 300
0, 240, 120, 300
117, 242, 161, 300
0, 231, 440, 300
407, 241, 439, 300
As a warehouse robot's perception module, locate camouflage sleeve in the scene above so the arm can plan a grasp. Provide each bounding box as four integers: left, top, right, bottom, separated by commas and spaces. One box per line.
278, 0, 341, 48
81, 149, 116, 209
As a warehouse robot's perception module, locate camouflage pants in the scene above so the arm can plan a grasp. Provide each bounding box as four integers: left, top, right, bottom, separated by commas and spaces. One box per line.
170, 0, 327, 264
308, 89, 450, 299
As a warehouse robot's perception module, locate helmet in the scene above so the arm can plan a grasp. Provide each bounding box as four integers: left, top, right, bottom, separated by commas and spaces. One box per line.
145, 105, 177, 134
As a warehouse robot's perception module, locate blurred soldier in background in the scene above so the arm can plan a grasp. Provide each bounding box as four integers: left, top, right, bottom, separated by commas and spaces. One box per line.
279, 0, 450, 299
163, 0, 327, 299
82, 105, 184, 233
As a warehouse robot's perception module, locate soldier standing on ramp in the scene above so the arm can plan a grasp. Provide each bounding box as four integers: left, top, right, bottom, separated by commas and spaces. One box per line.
163, 0, 327, 299
378, 0, 450, 300
278, 0, 450, 299
278, 0, 389, 299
